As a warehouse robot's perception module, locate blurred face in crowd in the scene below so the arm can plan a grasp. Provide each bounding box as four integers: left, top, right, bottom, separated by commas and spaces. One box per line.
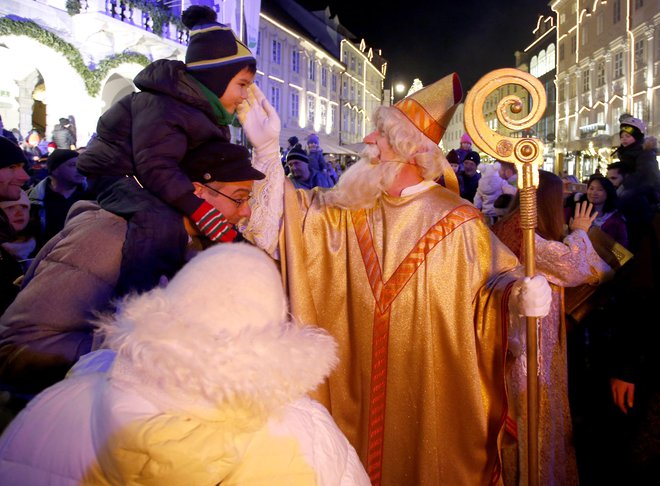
0, 164, 29, 200
499, 163, 516, 182
287, 159, 310, 181
51, 156, 85, 186
220, 67, 256, 115
194, 180, 253, 225
26, 131, 41, 148
463, 159, 478, 177
450, 162, 460, 174
1, 201, 29, 232
619, 132, 635, 147
460, 140, 472, 151
606, 168, 624, 188
586, 178, 607, 207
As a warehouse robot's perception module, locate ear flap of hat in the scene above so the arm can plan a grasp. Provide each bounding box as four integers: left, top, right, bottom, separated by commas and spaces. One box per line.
394, 72, 463, 144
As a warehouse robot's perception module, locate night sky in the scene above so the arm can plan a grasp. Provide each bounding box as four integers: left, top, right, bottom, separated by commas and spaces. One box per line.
297, 0, 553, 92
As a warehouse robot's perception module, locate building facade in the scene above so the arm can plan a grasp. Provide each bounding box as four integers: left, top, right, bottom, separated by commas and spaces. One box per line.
0, 0, 385, 154
516, 14, 558, 173
552, 0, 659, 179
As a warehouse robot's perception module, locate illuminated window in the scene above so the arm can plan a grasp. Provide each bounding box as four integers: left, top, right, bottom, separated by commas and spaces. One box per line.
321, 67, 327, 88
634, 39, 645, 66
597, 61, 605, 86
539, 50, 547, 75
547, 44, 555, 71
271, 40, 281, 64
270, 86, 280, 113
582, 69, 590, 92
613, 0, 621, 23
291, 92, 299, 119
570, 35, 576, 54
331, 73, 337, 92
320, 100, 327, 127
307, 95, 315, 125
291, 51, 300, 73
614, 51, 624, 78
308, 58, 316, 81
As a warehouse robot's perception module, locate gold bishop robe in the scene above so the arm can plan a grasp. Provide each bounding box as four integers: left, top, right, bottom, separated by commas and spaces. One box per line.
279, 180, 522, 485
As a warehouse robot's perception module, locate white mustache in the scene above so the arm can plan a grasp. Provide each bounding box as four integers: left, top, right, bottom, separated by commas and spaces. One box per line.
360, 144, 381, 163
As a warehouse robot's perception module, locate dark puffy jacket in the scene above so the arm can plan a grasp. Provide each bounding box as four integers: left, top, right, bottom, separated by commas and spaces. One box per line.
77, 60, 230, 216
51, 125, 75, 149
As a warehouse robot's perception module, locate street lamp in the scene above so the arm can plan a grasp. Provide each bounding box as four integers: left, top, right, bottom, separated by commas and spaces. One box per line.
389, 82, 406, 105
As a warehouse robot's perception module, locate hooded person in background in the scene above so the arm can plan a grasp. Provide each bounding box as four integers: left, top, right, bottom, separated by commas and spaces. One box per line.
51, 117, 76, 150
27, 149, 90, 249
76, 5, 258, 296
0, 243, 370, 485
0, 190, 38, 272
0, 138, 30, 314
238, 76, 552, 485
306, 133, 337, 186
286, 146, 334, 190
460, 150, 482, 203
456, 132, 473, 163
611, 116, 660, 253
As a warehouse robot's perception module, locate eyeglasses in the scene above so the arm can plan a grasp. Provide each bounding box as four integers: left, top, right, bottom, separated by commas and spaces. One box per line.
203, 184, 252, 208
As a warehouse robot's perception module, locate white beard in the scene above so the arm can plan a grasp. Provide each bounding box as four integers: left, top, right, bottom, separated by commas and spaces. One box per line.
323, 145, 402, 210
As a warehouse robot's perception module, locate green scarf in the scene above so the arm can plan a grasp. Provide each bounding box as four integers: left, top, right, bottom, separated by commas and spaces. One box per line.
191, 77, 235, 127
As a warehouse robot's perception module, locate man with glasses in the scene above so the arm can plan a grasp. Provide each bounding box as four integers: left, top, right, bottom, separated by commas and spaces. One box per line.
0, 141, 264, 408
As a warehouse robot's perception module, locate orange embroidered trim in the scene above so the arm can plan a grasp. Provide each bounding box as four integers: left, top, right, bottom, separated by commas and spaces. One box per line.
352, 204, 481, 485
395, 98, 442, 144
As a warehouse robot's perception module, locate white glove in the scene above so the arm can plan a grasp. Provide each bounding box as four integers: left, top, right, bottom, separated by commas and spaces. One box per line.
510, 275, 552, 318
236, 84, 281, 155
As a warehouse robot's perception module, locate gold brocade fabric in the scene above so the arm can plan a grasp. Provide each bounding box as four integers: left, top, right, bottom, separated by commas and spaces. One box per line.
280, 181, 521, 485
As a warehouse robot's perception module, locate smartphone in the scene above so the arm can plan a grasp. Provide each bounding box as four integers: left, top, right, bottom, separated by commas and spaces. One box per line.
565, 182, 587, 193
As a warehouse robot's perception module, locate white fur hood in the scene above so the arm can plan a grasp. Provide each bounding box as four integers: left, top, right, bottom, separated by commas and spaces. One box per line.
96, 243, 338, 421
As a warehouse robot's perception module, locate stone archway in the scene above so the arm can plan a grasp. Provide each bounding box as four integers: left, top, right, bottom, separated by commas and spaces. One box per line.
100, 72, 136, 114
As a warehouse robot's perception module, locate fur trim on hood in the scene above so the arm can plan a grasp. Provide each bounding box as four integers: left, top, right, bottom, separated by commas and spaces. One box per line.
97, 243, 338, 422
477, 164, 505, 196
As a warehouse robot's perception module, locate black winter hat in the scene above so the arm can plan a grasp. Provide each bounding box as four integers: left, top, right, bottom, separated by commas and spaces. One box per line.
47, 149, 78, 173
446, 149, 459, 165
619, 117, 646, 143
286, 146, 309, 164
463, 151, 481, 165
183, 5, 256, 98
58, 117, 70, 127
0, 136, 27, 169
181, 141, 264, 183
288, 136, 299, 146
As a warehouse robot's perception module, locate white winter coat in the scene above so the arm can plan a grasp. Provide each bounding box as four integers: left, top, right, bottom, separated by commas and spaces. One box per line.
0, 244, 369, 485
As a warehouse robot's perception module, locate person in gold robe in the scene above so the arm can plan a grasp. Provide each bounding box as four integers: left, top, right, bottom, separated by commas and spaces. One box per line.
239, 75, 552, 486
